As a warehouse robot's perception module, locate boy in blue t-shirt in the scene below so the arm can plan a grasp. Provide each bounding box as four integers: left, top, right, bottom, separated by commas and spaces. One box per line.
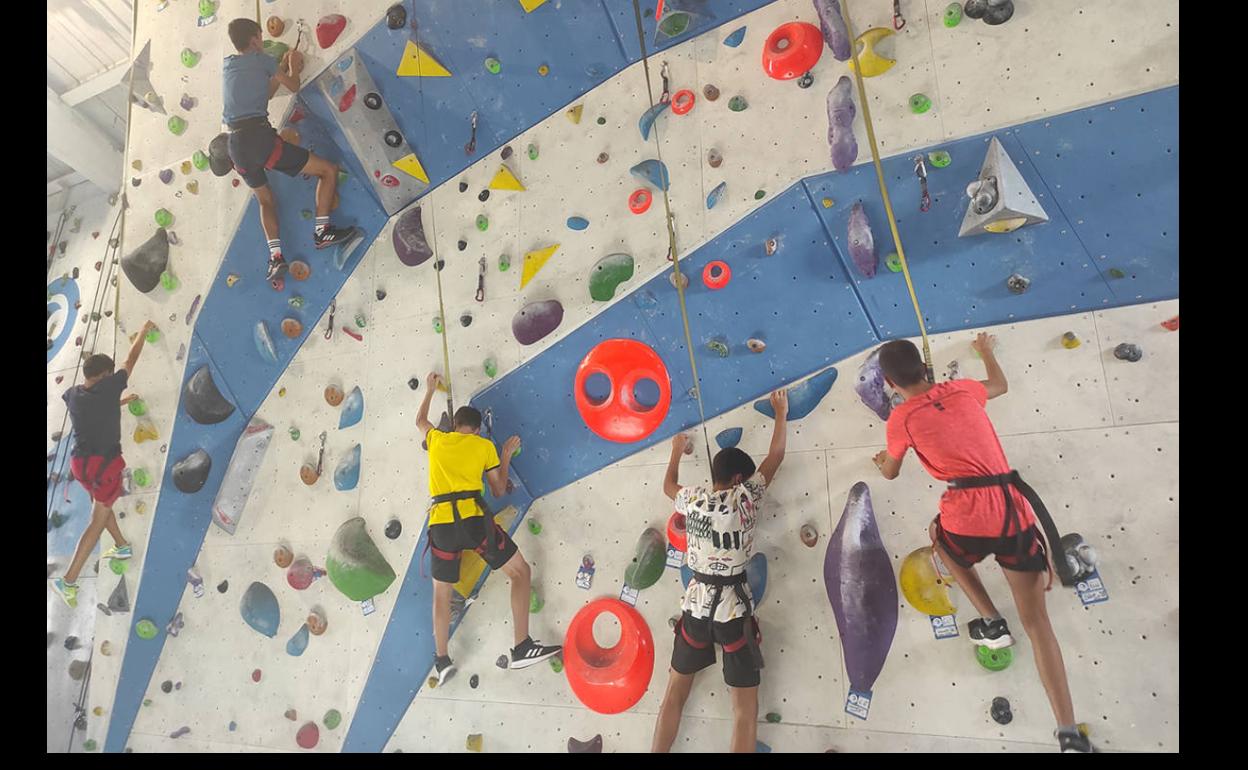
216, 18, 355, 285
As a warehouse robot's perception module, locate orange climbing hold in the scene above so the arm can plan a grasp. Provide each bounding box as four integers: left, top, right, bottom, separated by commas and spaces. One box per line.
702, 260, 731, 290
670, 89, 695, 115
667, 512, 687, 552
761, 22, 824, 80
316, 15, 346, 49
628, 189, 652, 214
574, 339, 672, 443
563, 597, 655, 714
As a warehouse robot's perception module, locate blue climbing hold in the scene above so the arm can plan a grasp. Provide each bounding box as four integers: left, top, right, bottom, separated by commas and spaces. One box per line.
336, 56, 353, 72
724, 26, 746, 47
680, 563, 693, 589
334, 444, 361, 491
339, 386, 364, 429
286, 623, 310, 656
254, 321, 277, 364
756, 740, 772, 753
239, 582, 280, 638
567, 216, 590, 231
754, 367, 838, 420
715, 427, 743, 449
633, 289, 659, 310
333, 227, 365, 271
629, 159, 670, 191
327, 74, 344, 98
638, 101, 669, 141
706, 181, 727, 210
746, 551, 767, 606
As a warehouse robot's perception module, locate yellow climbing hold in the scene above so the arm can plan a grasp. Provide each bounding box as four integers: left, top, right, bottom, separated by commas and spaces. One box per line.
899, 546, 957, 616
847, 27, 896, 78
454, 507, 518, 598
396, 40, 452, 77
520, 244, 560, 288
489, 164, 526, 191
821, 197, 835, 208
392, 153, 430, 184
566, 104, 584, 124
133, 419, 159, 444
982, 217, 1029, 234
519, 0, 548, 11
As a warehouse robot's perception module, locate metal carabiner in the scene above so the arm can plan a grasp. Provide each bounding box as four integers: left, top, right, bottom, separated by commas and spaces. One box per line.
659, 61, 672, 104
475, 257, 486, 302
324, 299, 336, 339
464, 111, 479, 155
893, 0, 906, 30
913, 155, 931, 212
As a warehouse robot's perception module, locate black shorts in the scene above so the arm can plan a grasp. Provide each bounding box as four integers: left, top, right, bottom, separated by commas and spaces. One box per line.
428, 516, 518, 584
227, 123, 309, 189
934, 517, 1049, 573
671, 612, 762, 688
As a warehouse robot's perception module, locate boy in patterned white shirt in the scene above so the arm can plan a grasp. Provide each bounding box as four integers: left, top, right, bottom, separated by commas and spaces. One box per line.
651, 389, 788, 753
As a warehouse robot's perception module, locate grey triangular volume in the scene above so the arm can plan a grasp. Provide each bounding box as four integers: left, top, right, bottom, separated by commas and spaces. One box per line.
127, 40, 165, 115
958, 136, 1048, 237
108, 575, 130, 613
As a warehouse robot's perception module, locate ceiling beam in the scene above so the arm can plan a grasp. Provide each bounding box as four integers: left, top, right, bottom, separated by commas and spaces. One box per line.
46, 86, 122, 194
59, 58, 129, 107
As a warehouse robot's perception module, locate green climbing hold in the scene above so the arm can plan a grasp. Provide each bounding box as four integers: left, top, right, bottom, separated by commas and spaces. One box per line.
128, 399, 148, 417
354, 312, 367, 328
943, 2, 963, 27
499, 254, 511, 272
323, 709, 342, 730
928, 150, 952, 168
659, 10, 691, 37
155, 209, 173, 228
589, 253, 635, 302
301, 209, 313, 220
529, 588, 544, 613
909, 93, 932, 114
485, 57, 501, 74
728, 96, 748, 112
181, 48, 200, 68
885, 253, 903, 272
289, 428, 300, 441
433, 316, 443, 334
976, 644, 1013, 671
476, 214, 489, 232
144, 699, 152, 707
483, 358, 498, 378
83, 740, 98, 752
160, 271, 179, 291
1108, 268, 1126, 279
288, 295, 305, 309
192, 150, 209, 171
707, 340, 730, 357
145, 327, 161, 343
549, 657, 563, 673
168, 116, 187, 136
262, 40, 289, 61
624, 528, 666, 590
135, 619, 159, 639
527, 144, 538, 161
766, 712, 782, 723
110, 557, 128, 575
754, 190, 766, 200
528, 519, 542, 536
337, 170, 349, 186
133, 468, 152, 487
326, 517, 397, 601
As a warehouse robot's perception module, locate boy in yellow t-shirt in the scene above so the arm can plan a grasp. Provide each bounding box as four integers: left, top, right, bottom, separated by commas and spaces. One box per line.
416, 372, 561, 686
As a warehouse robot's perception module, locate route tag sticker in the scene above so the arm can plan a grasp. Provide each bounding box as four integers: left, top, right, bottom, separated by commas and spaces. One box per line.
845, 689, 872, 720
931, 613, 959, 639
1076, 570, 1109, 606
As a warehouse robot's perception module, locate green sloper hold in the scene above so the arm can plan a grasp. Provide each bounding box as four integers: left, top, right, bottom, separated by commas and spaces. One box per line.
327, 517, 397, 601
589, 253, 634, 301
624, 528, 666, 590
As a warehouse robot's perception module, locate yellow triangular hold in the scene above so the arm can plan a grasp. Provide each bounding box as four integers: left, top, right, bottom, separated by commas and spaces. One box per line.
566, 104, 583, 124
392, 153, 430, 184
520, 244, 560, 289
396, 39, 452, 77
489, 164, 526, 191
519, 0, 548, 11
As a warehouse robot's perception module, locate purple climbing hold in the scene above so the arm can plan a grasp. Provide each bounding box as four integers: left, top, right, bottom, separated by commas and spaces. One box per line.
159, 169, 174, 184
824, 482, 898, 694
813, 0, 851, 61
512, 300, 564, 346
393, 206, 433, 266
854, 349, 892, 420
827, 76, 858, 172
847, 202, 877, 278
170, 726, 191, 739
568, 734, 603, 753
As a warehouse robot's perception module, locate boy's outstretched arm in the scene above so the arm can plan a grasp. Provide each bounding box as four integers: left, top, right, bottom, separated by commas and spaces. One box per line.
663, 434, 687, 500
415, 371, 440, 438
756, 388, 788, 485
485, 436, 521, 498
121, 320, 157, 376
973, 332, 1008, 399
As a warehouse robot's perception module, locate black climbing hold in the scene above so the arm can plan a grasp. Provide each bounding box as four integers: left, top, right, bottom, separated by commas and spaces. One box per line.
495, 655, 509, 669
47, 338, 54, 351
50, 512, 68, 529
385, 519, 402, 539
217, 580, 229, 593
384, 130, 403, 148
478, 190, 490, 202
596, 116, 606, 125
501, 145, 513, 161
209, 132, 234, 176
376, 289, 387, 301
457, 239, 467, 251
385, 4, 406, 29
172, 449, 212, 493
183, 366, 237, 425
568, 734, 603, 753
407, 377, 420, 391
364, 92, 382, 110
161, 680, 173, 694
121, 229, 170, 293
990, 696, 1013, 725
458, 181, 468, 193
51, 431, 64, 442
983, 0, 1014, 25
434, 259, 446, 271
797, 72, 814, 89
469, 674, 479, 688
1113, 343, 1143, 362
964, 0, 988, 18
459, 312, 472, 327
64, 635, 81, 651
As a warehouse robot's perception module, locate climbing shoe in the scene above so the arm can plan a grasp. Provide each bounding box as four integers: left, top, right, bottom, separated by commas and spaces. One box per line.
266, 254, 288, 282
509, 637, 562, 670
968, 617, 1015, 650
432, 655, 457, 687
102, 545, 132, 561
52, 578, 79, 609
312, 225, 358, 250
1057, 729, 1097, 753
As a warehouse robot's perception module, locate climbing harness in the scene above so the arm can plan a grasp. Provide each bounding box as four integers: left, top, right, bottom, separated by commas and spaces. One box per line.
324, 299, 336, 339
893, 0, 907, 30
678, 572, 764, 669
475, 257, 486, 302
841, 0, 932, 381
913, 155, 931, 212
423, 491, 503, 577
464, 110, 479, 156
630, 0, 714, 472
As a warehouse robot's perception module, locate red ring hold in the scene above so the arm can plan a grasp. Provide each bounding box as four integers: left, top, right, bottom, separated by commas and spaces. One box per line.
670, 89, 695, 115
628, 189, 652, 215
667, 512, 687, 552
761, 22, 824, 81
564, 598, 655, 714
702, 260, 731, 290
574, 339, 672, 443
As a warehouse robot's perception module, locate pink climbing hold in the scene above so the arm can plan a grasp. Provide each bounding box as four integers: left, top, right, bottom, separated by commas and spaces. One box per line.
338, 84, 357, 113
287, 557, 325, 590
316, 15, 347, 49
251, 668, 262, 682
296, 721, 320, 749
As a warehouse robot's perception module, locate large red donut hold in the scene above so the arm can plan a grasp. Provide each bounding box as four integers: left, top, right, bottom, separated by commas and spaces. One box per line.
563, 597, 655, 714
762, 21, 824, 80
574, 339, 672, 443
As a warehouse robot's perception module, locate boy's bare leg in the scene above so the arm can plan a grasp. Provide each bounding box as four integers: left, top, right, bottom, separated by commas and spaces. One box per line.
1003, 567, 1076, 726
729, 685, 759, 753
930, 521, 1001, 619
498, 551, 532, 646
253, 184, 279, 241
651, 670, 695, 752
101, 506, 127, 549
300, 154, 339, 218
432, 579, 453, 658
64, 502, 110, 584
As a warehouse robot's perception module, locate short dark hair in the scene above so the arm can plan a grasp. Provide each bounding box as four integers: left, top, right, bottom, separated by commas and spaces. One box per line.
83, 354, 114, 379
711, 448, 756, 487
453, 406, 482, 430
228, 18, 263, 51
878, 339, 927, 387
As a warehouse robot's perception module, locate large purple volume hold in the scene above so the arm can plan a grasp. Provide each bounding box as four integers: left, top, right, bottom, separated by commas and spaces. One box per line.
512, 300, 564, 346
392, 205, 433, 267
823, 482, 897, 693
827, 76, 857, 172
847, 202, 876, 278
855, 349, 892, 420
813, 0, 851, 61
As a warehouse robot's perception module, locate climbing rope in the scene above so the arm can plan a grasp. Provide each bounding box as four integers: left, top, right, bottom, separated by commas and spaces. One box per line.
630, 0, 715, 472
840, 0, 934, 382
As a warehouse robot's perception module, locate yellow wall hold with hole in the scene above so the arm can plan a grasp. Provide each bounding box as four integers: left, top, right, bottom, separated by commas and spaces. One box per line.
847, 27, 896, 78
899, 546, 957, 616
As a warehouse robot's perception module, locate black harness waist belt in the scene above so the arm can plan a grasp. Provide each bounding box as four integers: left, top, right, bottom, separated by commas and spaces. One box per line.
227, 116, 271, 132
429, 490, 498, 560
946, 470, 1075, 587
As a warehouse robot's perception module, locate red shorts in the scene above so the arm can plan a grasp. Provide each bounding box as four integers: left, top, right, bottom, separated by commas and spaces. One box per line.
71, 454, 126, 507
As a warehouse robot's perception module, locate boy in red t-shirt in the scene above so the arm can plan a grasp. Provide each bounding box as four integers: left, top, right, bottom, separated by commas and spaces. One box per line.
871, 334, 1093, 753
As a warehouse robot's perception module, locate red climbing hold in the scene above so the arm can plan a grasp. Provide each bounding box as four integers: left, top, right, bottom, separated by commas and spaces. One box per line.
296, 721, 320, 749
574, 339, 672, 443
628, 189, 652, 215
316, 15, 347, 49
762, 22, 824, 80
670, 89, 695, 115
338, 84, 357, 113
563, 597, 655, 714
667, 512, 687, 552
702, 260, 731, 290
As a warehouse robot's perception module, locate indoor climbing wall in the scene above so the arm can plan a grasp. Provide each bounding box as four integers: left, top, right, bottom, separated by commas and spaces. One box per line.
54, 0, 1178, 754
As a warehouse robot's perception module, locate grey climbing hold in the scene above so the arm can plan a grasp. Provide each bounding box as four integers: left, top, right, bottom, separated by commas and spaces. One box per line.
108, 576, 131, 613
183, 365, 236, 425
568, 734, 604, 753
1113, 343, 1143, 362
121, 229, 170, 293
393, 206, 434, 266
172, 449, 212, 493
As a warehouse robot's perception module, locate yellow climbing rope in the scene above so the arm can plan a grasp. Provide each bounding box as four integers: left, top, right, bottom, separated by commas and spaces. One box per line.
630, 0, 715, 471
840, 0, 934, 381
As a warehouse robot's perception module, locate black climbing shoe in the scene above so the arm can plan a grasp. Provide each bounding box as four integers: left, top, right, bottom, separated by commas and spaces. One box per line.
266, 254, 288, 282
432, 656, 457, 687
313, 225, 358, 250
1057, 729, 1097, 753
509, 637, 562, 670
968, 617, 1015, 650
